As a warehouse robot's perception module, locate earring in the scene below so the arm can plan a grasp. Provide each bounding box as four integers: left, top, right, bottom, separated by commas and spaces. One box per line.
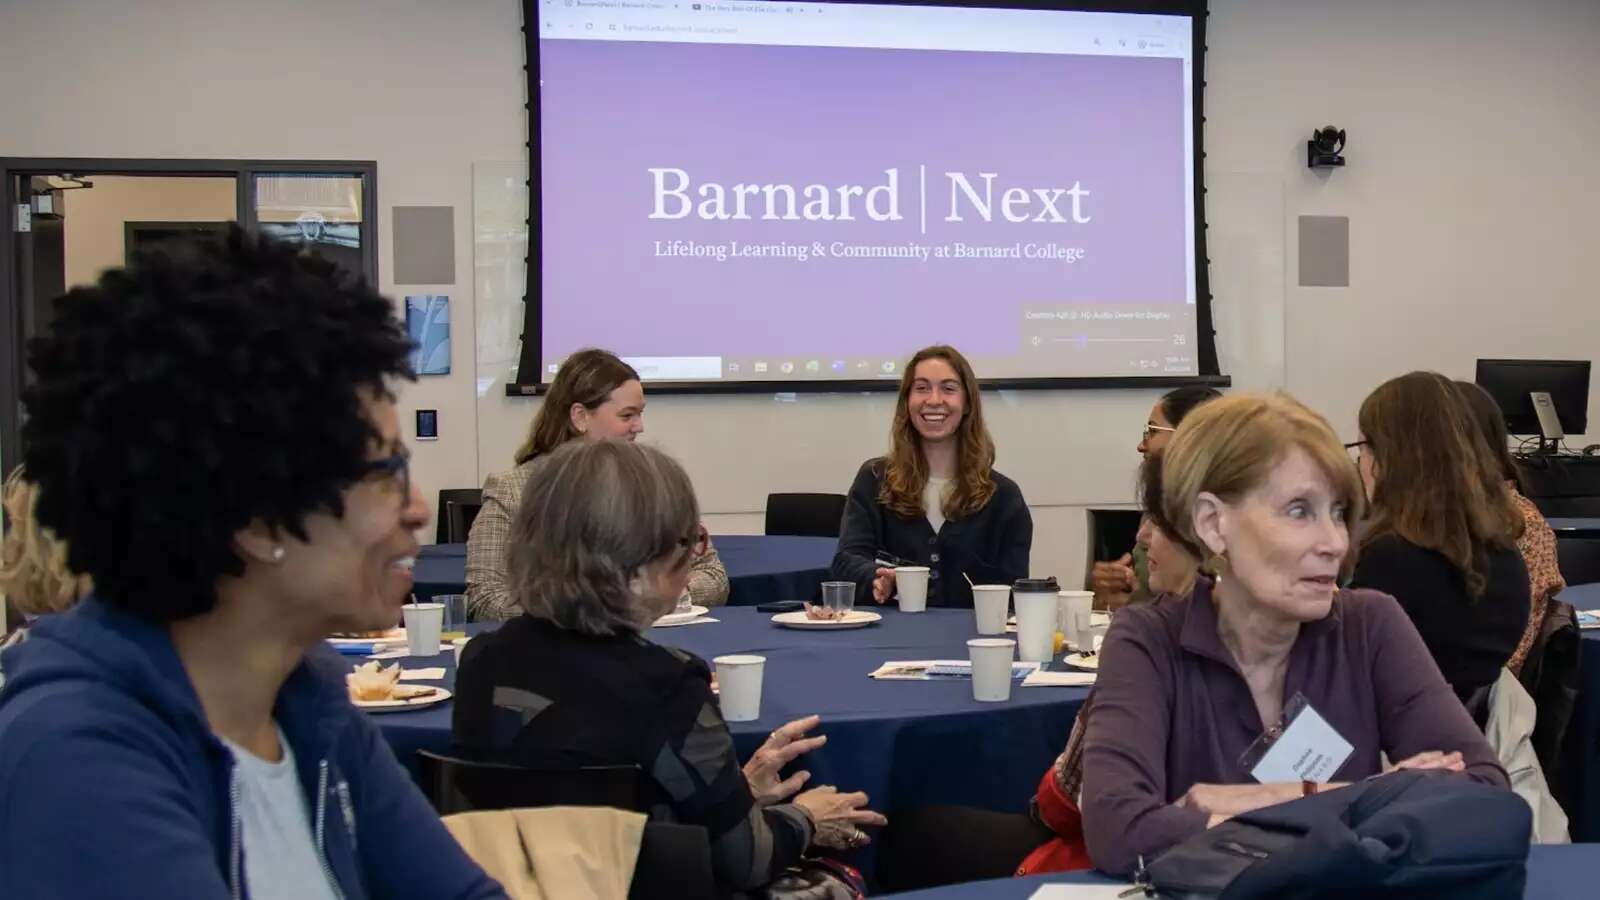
270, 546, 286, 563
1205, 550, 1228, 583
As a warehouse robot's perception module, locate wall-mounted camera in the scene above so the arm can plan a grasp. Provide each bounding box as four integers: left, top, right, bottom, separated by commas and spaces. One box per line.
1308, 126, 1347, 169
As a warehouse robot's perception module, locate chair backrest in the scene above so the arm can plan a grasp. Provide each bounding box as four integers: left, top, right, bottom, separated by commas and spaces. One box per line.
1555, 537, 1600, 586
416, 750, 648, 816
1084, 508, 1143, 586
446, 499, 484, 544
1530, 495, 1600, 518
417, 752, 717, 900
764, 492, 847, 537
1518, 601, 1580, 806
435, 489, 484, 544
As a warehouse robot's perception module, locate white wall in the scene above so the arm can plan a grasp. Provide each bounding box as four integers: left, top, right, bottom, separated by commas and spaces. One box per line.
3, 0, 1597, 592
1206, 0, 1600, 440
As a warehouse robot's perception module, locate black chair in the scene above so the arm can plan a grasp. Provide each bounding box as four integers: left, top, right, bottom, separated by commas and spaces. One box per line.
416, 751, 717, 900
1518, 601, 1580, 814
417, 750, 649, 814
764, 492, 847, 538
435, 489, 483, 544
1533, 496, 1600, 518
1555, 537, 1600, 586
1084, 508, 1144, 587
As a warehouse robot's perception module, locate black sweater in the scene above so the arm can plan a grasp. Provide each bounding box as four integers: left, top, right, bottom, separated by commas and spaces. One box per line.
451, 615, 812, 891
1350, 534, 1530, 704
832, 458, 1033, 609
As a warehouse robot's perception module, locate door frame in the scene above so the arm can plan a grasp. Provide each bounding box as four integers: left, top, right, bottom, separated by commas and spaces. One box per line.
0, 157, 379, 483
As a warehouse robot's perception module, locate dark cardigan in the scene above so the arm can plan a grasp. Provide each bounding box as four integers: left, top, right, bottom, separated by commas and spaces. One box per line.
831, 458, 1032, 608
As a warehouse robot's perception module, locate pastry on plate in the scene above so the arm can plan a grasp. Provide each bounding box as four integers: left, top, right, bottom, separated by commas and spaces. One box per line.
346, 660, 401, 701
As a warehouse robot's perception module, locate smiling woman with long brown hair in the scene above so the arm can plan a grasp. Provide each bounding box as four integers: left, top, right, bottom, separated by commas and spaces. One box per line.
831, 345, 1032, 609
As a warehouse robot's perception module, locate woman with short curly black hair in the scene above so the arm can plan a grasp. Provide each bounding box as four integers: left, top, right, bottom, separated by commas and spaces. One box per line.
0, 228, 506, 900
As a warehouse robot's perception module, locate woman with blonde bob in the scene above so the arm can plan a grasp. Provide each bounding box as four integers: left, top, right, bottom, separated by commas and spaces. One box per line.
466, 348, 728, 621
833, 345, 1032, 608
1081, 393, 1506, 876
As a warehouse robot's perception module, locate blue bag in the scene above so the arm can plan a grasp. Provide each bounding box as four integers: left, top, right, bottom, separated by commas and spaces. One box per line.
1135, 771, 1531, 899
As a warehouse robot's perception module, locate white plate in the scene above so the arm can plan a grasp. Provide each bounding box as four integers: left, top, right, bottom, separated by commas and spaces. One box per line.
327, 628, 405, 646
772, 610, 883, 630
654, 605, 711, 627
1062, 653, 1100, 670
1003, 612, 1110, 626
352, 687, 452, 713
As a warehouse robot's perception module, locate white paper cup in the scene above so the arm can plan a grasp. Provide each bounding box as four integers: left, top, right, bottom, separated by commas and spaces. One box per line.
1058, 590, 1095, 652
1013, 590, 1058, 662
402, 603, 444, 657
968, 638, 1016, 702
971, 585, 1011, 635
894, 566, 931, 612
713, 654, 766, 722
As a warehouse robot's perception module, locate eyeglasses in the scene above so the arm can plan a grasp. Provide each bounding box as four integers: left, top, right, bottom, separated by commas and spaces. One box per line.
1343, 440, 1367, 464
677, 524, 710, 561
1142, 423, 1177, 441
362, 449, 412, 498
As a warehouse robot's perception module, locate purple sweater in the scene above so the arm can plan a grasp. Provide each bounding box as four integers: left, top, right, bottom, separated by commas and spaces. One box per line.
1080, 579, 1508, 876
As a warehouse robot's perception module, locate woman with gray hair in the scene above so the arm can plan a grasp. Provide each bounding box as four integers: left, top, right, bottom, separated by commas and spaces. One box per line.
451, 439, 885, 893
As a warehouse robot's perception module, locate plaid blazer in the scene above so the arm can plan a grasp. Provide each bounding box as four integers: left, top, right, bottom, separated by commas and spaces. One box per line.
465, 459, 730, 621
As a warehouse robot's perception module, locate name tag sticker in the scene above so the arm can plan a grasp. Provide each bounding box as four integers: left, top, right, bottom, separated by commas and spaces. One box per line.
1244, 694, 1354, 784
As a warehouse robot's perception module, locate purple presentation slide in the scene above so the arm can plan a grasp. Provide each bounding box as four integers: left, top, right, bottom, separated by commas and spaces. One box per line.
539, 34, 1195, 381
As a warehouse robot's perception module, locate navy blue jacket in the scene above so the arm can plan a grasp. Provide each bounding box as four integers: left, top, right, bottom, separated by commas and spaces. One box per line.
0, 597, 506, 900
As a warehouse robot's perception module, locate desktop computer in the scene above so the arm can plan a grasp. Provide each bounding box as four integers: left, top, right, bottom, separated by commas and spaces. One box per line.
1475, 358, 1591, 454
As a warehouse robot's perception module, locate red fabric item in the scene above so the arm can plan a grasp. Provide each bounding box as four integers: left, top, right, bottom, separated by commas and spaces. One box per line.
1015, 769, 1093, 875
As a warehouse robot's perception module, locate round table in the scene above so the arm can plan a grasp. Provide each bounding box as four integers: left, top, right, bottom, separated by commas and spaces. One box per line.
1548, 517, 1600, 539
872, 844, 1600, 898
362, 607, 1087, 821
410, 534, 838, 607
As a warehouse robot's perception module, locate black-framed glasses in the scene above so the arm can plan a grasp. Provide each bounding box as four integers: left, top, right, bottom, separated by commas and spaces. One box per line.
1343, 440, 1367, 463
362, 449, 412, 498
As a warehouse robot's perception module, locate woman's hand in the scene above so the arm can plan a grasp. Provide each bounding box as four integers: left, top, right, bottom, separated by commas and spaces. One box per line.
1090, 555, 1136, 595
1177, 782, 1297, 818
1387, 750, 1465, 773
871, 567, 897, 604
794, 785, 888, 850
742, 715, 826, 806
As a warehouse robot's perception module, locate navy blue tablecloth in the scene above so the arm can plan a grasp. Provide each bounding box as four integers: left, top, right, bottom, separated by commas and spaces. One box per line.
1548, 518, 1600, 538
411, 534, 837, 607
875, 844, 1600, 899
363, 607, 1086, 822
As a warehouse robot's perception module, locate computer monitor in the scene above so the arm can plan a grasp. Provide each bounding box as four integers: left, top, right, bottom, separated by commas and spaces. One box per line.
1474, 358, 1590, 438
